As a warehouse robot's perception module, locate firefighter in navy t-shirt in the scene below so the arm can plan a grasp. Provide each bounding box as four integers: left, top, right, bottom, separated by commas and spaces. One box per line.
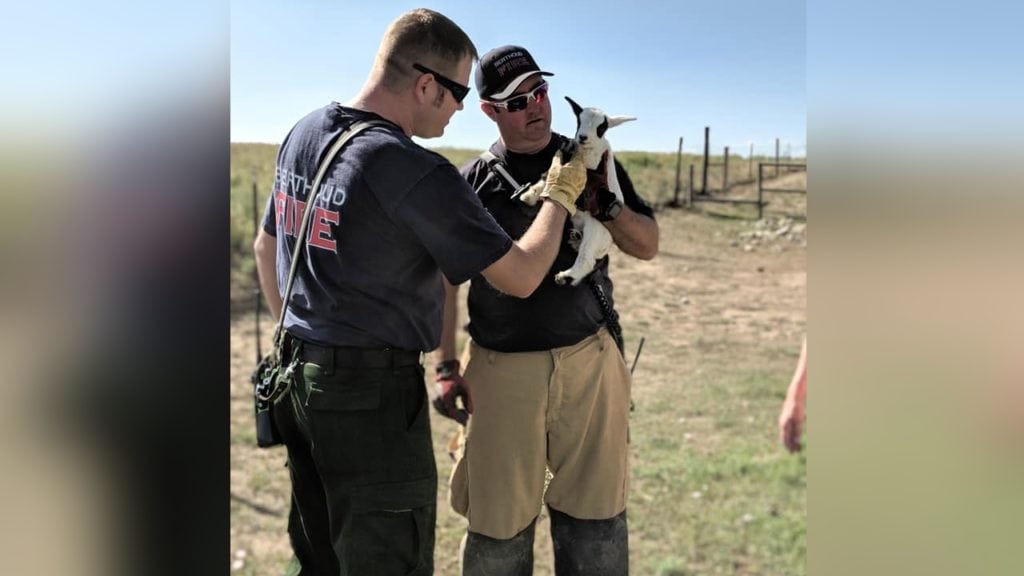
252, 13, 587, 576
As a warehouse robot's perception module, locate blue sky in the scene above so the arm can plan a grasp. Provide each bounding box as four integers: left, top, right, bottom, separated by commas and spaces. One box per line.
231, 0, 806, 156
3, 2, 1019, 157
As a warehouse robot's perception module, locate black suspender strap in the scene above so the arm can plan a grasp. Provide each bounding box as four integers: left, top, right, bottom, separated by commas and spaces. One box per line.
480, 151, 532, 199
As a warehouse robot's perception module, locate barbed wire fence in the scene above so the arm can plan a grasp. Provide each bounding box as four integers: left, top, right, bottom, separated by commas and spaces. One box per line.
666, 127, 806, 220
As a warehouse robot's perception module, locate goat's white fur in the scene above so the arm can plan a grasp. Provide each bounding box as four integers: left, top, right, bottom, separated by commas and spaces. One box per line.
520, 97, 636, 286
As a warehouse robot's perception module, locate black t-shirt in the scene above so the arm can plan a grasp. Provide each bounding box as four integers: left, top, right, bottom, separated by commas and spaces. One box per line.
461, 133, 655, 352
262, 104, 512, 351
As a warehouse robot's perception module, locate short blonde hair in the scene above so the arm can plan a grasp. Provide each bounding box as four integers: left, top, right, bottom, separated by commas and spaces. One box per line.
375, 9, 477, 92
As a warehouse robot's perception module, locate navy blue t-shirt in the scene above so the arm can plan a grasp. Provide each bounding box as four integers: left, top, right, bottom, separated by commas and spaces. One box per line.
461, 134, 655, 352
262, 104, 512, 351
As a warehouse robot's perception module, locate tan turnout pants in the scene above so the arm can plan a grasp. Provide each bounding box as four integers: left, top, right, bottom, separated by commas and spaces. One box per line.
449, 328, 631, 539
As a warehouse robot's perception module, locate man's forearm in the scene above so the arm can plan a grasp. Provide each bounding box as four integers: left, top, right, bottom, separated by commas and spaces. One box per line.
258, 270, 283, 322
482, 199, 568, 298
437, 278, 460, 362
253, 230, 283, 321
604, 205, 659, 260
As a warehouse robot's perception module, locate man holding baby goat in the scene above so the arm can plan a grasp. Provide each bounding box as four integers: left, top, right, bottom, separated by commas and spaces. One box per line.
433, 45, 660, 575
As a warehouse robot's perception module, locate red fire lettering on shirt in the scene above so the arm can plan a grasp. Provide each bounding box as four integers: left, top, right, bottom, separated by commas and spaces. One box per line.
275, 190, 288, 232
292, 199, 308, 239
308, 206, 340, 251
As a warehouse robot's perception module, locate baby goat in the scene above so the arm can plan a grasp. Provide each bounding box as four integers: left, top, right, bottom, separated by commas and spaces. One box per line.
521, 96, 636, 286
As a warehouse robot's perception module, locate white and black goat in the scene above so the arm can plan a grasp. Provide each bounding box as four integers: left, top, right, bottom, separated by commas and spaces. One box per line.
520, 96, 636, 286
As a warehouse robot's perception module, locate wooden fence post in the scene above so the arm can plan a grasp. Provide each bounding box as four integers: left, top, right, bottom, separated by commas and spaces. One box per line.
687, 164, 694, 206
757, 162, 764, 220
672, 136, 683, 207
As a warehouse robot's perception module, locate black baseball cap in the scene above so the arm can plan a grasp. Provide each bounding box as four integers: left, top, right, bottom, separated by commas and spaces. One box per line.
475, 45, 554, 101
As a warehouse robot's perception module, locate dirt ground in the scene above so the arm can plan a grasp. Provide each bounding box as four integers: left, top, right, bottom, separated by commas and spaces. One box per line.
229, 176, 806, 574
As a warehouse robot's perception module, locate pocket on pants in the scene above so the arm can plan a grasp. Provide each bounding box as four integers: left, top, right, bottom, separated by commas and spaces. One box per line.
377, 368, 436, 482
395, 386, 428, 436
384, 366, 427, 433
347, 478, 437, 576
302, 365, 386, 481
304, 364, 382, 412
344, 505, 435, 576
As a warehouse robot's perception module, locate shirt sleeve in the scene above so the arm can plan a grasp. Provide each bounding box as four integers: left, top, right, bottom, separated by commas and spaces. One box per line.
393, 163, 513, 285
614, 159, 655, 219
260, 188, 277, 236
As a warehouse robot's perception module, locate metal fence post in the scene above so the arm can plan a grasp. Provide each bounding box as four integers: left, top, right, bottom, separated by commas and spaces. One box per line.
723, 146, 729, 192
748, 142, 754, 180
251, 167, 262, 360
775, 138, 780, 177
701, 126, 710, 195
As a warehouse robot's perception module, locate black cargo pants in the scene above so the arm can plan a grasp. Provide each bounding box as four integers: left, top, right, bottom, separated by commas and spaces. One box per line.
273, 335, 437, 575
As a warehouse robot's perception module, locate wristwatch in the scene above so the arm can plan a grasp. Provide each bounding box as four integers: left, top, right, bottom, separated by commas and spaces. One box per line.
602, 199, 623, 221
435, 359, 459, 379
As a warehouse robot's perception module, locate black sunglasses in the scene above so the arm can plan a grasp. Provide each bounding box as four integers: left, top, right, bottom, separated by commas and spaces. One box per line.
412, 63, 470, 104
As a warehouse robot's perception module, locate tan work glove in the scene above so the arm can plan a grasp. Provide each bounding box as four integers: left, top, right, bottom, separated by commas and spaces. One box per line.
539, 148, 587, 216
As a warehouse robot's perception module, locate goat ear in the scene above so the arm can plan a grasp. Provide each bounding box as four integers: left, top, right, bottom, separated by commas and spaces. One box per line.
607, 115, 637, 128
565, 96, 583, 118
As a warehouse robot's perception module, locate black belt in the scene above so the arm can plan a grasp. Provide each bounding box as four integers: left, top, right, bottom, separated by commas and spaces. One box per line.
286, 334, 422, 370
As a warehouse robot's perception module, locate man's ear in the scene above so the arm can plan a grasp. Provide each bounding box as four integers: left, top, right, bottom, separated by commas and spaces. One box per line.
413, 73, 434, 105
481, 102, 499, 122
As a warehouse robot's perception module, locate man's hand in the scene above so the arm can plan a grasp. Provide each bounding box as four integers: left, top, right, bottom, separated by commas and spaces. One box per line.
779, 338, 807, 453
540, 148, 587, 216
778, 396, 805, 453
432, 360, 472, 426
578, 151, 623, 221
590, 188, 623, 221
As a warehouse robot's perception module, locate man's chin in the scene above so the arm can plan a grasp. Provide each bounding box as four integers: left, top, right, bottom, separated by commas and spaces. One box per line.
526, 123, 550, 140
419, 127, 445, 139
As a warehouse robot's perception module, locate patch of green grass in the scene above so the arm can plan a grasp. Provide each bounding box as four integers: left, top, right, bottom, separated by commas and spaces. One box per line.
431, 146, 485, 170
629, 364, 806, 575
248, 469, 274, 494
234, 423, 257, 446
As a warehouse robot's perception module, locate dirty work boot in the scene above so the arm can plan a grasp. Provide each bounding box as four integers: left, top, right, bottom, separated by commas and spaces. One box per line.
549, 507, 629, 576
462, 518, 537, 576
